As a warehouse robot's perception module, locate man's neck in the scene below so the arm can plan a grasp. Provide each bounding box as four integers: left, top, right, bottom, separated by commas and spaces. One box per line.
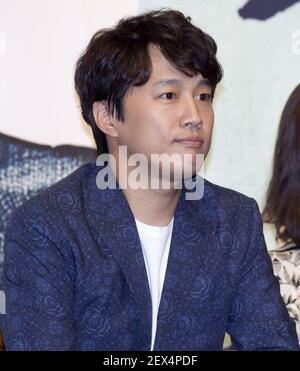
108, 146, 182, 226
122, 187, 181, 227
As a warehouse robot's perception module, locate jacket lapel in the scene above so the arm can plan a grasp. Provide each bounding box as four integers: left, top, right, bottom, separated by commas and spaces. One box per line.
83, 165, 217, 350
154, 181, 217, 349
84, 165, 152, 349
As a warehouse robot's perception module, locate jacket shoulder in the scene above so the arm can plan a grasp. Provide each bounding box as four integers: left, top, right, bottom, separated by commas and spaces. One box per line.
7, 163, 96, 225
204, 179, 257, 206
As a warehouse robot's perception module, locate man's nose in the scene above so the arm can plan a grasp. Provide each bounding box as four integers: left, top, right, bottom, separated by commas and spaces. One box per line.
179, 97, 203, 130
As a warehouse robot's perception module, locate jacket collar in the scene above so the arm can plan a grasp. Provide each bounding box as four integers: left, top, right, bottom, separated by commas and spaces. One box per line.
83, 164, 215, 349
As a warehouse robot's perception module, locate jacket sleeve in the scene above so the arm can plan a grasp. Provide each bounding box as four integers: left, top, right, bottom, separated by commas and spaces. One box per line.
2, 204, 76, 350
226, 200, 299, 351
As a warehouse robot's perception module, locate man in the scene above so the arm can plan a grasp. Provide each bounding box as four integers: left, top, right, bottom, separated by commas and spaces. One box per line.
2, 10, 299, 350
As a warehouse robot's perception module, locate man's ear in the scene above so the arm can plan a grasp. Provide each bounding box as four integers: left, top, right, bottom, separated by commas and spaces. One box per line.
92, 101, 118, 138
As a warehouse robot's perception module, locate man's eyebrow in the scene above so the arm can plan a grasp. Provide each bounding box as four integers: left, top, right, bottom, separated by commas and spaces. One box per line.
197, 79, 213, 89
153, 79, 182, 87
152, 78, 212, 88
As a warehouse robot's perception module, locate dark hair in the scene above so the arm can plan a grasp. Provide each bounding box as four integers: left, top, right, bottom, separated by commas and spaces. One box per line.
75, 9, 223, 154
263, 84, 300, 247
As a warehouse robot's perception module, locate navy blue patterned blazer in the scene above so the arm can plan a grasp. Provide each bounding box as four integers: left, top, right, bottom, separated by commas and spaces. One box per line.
2, 164, 299, 350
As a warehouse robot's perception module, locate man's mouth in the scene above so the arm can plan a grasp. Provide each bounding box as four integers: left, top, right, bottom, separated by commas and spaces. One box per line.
174, 137, 204, 148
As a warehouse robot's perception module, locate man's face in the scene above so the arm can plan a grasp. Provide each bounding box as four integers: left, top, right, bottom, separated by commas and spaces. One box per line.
112, 45, 214, 178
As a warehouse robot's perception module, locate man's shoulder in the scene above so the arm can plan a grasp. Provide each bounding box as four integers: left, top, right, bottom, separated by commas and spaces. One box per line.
204, 179, 255, 204
8, 163, 97, 225
203, 179, 258, 217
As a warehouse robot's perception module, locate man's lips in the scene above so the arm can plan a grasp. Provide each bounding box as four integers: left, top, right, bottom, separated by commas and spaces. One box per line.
174, 137, 204, 148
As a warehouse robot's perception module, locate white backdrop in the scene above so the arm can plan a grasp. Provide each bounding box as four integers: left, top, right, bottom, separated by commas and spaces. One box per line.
1, 0, 300, 249
0, 0, 138, 148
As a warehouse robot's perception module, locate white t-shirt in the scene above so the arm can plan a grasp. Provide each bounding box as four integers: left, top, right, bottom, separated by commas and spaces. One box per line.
135, 217, 174, 351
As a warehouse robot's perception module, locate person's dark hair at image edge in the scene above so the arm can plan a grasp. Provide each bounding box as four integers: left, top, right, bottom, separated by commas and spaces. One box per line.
74, 9, 223, 155
263, 83, 300, 247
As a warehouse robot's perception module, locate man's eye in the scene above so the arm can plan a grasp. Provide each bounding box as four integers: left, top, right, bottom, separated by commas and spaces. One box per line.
197, 93, 212, 102
160, 92, 177, 100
